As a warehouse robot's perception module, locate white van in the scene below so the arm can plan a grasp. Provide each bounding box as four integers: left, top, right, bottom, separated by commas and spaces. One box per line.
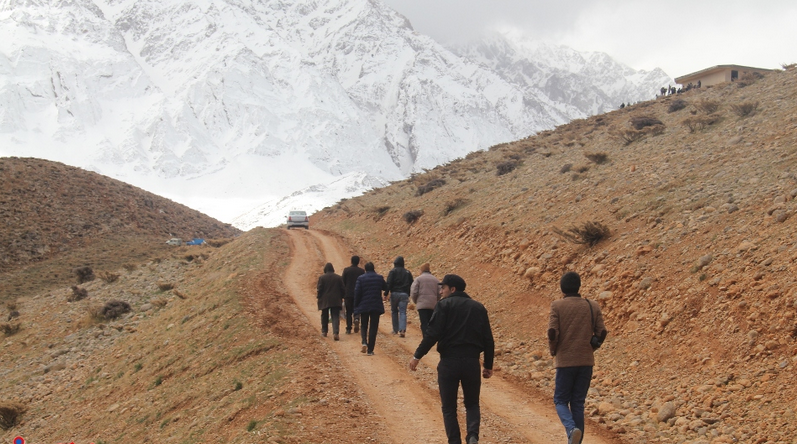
287, 211, 309, 229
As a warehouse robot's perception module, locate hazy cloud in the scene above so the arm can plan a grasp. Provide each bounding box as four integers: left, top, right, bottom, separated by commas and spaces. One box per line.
382, 0, 797, 77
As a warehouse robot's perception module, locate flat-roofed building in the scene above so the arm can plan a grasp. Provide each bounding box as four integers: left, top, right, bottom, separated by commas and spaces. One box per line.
675, 65, 774, 87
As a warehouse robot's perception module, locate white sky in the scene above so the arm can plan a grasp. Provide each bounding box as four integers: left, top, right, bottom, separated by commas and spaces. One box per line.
381, 0, 797, 78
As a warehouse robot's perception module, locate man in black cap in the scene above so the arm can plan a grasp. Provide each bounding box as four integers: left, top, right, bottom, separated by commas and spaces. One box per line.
409, 274, 494, 444
548, 271, 608, 444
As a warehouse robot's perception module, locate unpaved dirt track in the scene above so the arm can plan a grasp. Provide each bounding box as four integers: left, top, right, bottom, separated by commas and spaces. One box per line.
283, 228, 618, 444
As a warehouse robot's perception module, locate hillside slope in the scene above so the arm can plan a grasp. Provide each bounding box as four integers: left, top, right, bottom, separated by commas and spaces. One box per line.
0, 157, 240, 300
313, 67, 797, 443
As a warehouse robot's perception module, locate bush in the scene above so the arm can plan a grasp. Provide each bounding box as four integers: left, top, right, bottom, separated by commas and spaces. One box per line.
206, 238, 233, 248
416, 179, 446, 196
0, 322, 21, 336
68, 286, 88, 302
86, 303, 105, 321
496, 161, 518, 176
150, 297, 168, 308
374, 206, 391, 218
736, 71, 763, 87
731, 101, 759, 117
560, 163, 573, 174
683, 114, 720, 132
667, 99, 688, 113
443, 199, 468, 216
122, 263, 138, 272
584, 152, 608, 164
695, 100, 719, 114
553, 221, 611, 247
630, 116, 663, 130
0, 401, 26, 430
74, 266, 95, 284
102, 300, 131, 319
98, 271, 120, 284
403, 210, 424, 224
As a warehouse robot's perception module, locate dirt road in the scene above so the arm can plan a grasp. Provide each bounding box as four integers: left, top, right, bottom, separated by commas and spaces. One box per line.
283, 228, 619, 444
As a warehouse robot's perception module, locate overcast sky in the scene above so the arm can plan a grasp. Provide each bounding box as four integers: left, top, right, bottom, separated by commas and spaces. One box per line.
381, 0, 797, 79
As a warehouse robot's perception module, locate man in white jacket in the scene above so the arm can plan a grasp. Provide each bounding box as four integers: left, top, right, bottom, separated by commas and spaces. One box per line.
410, 263, 440, 337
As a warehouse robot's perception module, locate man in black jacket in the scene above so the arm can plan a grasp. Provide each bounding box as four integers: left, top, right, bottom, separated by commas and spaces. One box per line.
409, 274, 494, 444
342, 255, 365, 334
384, 256, 413, 337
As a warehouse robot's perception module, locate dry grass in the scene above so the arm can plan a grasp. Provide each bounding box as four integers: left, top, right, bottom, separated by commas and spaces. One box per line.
695, 100, 720, 114
668, 99, 688, 113
584, 152, 609, 165
496, 161, 519, 176
98, 271, 120, 283
157, 282, 175, 291
416, 179, 446, 196
630, 116, 663, 130
68, 285, 89, 302
443, 199, 469, 216
0, 322, 21, 336
553, 221, 611, 247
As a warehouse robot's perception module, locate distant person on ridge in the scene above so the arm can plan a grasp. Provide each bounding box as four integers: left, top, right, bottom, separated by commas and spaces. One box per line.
409, 274, 494, 444
342, 255, 365, 334
354, 262, 386, 355
317, 262, 346, 340
384, 256, 413, 337
409, 262, 440, 337
548, 271, 608, 444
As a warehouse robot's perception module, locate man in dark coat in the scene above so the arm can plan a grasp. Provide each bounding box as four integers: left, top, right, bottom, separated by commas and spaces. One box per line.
317, 262, 345, 340
384, 256, 413, 337
354, 262, 386, 355
409, 274, 494, 444
342, 255, 365, 334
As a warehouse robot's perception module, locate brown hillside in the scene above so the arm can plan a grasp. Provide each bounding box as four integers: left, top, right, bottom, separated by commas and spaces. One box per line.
313, 67, 797, 443
0, 157, 241, 300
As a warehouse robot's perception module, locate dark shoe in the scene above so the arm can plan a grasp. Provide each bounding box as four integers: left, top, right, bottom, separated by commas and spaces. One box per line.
353, 318, 360, 333
361, 344, 367, 353
399, 331, 405, 338
333, 334, 339, 341
568, 428, 582, 444
366, 351, 374, 356
321, 332, 327, 337
466, 435, 478, 444
345, 329, 352, 334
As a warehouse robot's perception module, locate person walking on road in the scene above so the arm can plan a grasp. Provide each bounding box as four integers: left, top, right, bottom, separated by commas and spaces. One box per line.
354, 262, 386, 355
548, 271, 608, 444
342, 255, 365, 334
384, 256, 413, 337
409, 274, 494, 444
317, 262, 346, 341
409, 262, 440, 337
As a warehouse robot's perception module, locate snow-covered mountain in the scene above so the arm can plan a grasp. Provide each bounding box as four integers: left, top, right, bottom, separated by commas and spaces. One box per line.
0, 0, 672, 229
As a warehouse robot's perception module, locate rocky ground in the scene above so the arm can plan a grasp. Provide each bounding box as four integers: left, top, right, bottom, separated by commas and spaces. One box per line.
312, 67, 797, 444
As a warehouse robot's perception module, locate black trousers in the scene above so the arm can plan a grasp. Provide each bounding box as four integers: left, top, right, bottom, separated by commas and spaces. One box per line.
418, 308, 434, 336
320, 307, 340, 335
344, 297, 355, 331
438, 357, 481, 444
359, 312, 381, 353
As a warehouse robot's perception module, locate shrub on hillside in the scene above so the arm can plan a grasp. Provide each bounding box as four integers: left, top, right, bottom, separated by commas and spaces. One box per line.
667, 99, 688, 113
731, 101, 759, 117
496, 161, 518, 176
683, 114, 721, 133
443, 199, 468, 216
584, 152, 609, 164
553, 221, 611, 247
630, 116, 663, 130
98, 271, 120, 284
102, 300, 131, 319
373, 206, 391, 220
206, 238, 233, 248
0, 322, 21, 336
403, 210, 424, 224
68, 285, 88, 302
695, 100, 720, 114
416, 179, 446, 196
74, 266, 95, 284
157, 282, 175, 291
0, 401, 26, 430
560, 163, 573, 174
736, 71, 763, 87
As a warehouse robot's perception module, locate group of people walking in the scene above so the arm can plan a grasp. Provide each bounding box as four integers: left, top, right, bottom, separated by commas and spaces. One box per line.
315, 256, 607, 444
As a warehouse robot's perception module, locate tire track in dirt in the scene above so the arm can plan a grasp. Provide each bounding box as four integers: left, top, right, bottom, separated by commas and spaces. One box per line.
303, 229, 621, 444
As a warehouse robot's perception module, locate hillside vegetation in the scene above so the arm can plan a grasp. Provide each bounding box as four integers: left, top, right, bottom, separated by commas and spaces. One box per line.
313, 67, 797, 443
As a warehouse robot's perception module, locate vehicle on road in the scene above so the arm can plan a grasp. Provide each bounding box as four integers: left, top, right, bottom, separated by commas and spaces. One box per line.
287, 210, 309, 229
186, 238, 205, 245
166, 238, 182, 246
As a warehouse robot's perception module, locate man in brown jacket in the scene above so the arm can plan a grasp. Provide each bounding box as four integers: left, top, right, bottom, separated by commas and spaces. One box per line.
548, 271, 607, 444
